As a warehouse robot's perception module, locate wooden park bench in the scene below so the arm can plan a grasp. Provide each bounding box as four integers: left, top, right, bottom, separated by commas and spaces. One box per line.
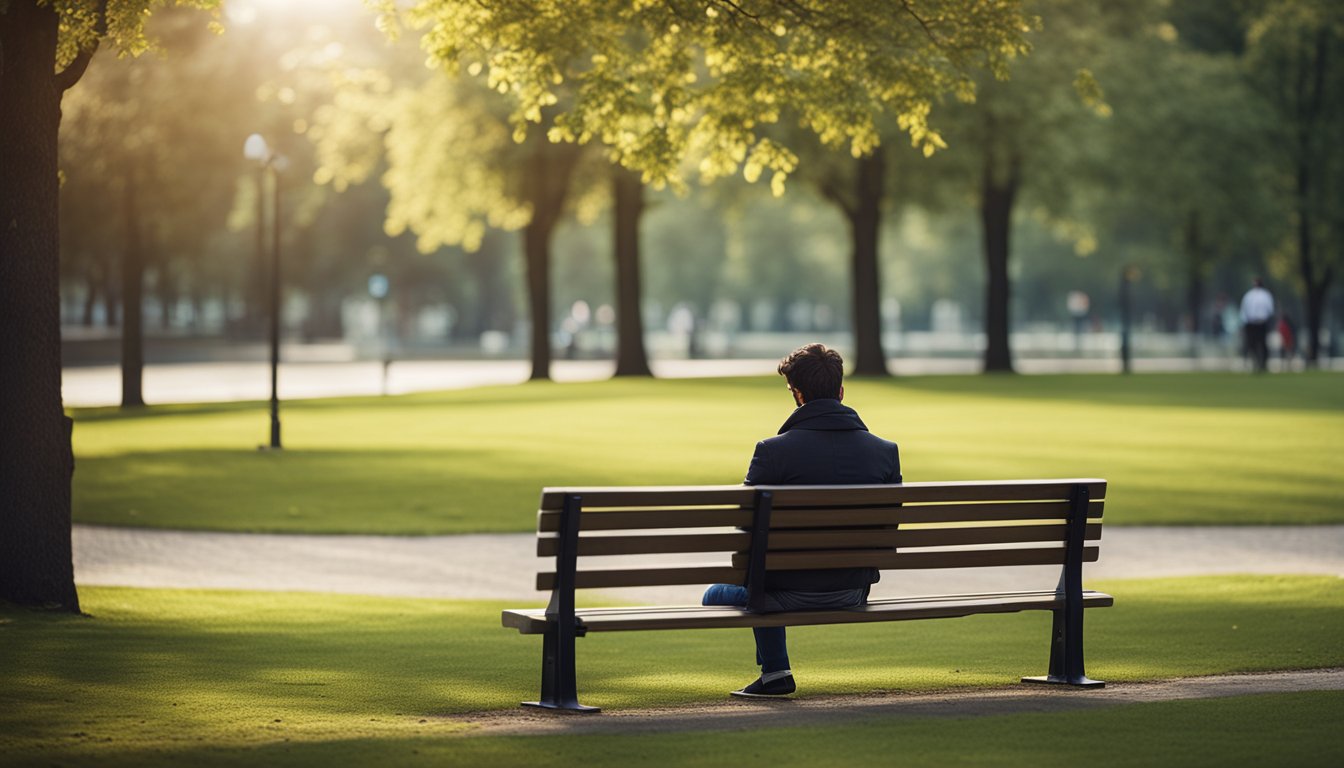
502, 479, 1112, 712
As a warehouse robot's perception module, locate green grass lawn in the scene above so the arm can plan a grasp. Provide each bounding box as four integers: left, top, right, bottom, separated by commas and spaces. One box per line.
70, 372, 1344, 533
2, 575, 1341, 766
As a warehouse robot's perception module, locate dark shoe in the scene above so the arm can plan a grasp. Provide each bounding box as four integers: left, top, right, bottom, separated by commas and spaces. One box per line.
730, 674, 796, 698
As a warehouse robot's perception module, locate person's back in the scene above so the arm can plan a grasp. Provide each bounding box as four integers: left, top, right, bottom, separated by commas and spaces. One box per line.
746, 397, 899, 591
703, 342, 900, 697
747, 399, 899, 486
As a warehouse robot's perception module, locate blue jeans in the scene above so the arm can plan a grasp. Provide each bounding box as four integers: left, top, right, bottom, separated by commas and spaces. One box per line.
701, 584, 868, 674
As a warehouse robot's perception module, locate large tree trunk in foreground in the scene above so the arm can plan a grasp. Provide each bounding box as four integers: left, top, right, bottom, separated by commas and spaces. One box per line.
846, 149, 888, 377
0, 0, 86, 611
612, 168, 652, 377
979, 148, 1021, 374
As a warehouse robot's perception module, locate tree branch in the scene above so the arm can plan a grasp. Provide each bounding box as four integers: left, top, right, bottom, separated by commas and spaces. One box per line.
54, 0, 108, 92
54, 40, 98, 91
898, 0, 942, 48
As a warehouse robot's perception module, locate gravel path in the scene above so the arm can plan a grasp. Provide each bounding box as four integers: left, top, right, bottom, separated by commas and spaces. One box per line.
74, 524, 1344, 603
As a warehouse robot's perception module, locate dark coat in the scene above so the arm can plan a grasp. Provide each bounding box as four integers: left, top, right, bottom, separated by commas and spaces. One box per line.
744, 398, 901, 591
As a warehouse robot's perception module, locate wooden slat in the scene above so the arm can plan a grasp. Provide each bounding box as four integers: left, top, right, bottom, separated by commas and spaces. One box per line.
770, 500, 1104, 527
538, 523, 1102, 558
537, 565, 743, 591
538, 500, 1104, 533
536, 508, 744, 534
537, 507, 751, 533
761, 480, 1105, 507
768, 523, 1100, 550
540, 486, 754, 510
538, 531, 749, 557
731, 546, 1099, 570
539, 481, 1105, 511
502, 589, 1115, 634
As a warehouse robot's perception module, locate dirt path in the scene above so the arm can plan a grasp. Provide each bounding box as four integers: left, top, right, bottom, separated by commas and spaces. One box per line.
448, 668, 1344, 736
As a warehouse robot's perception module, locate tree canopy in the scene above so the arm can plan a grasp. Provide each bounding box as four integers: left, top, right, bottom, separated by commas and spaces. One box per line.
374, 0, 1033, 194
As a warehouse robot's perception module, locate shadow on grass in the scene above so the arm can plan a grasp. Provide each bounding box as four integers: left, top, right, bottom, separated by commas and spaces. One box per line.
16, 691, 1342, 768
2, 577, 1340, 743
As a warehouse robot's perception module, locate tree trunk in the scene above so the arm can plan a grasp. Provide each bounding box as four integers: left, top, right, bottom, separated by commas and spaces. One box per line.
104, 264, 120, 327
523, 218, 554, 380
521, 141, 580, 381
847, 149, 888, 377
121, 170, 145, 408
0, 0, 81, 611
612, 168, 652, 377
82, 275, 99, 326
1296, 155, 1330, 366
1184, 210, 1204, 354
980, 149, 1020, 374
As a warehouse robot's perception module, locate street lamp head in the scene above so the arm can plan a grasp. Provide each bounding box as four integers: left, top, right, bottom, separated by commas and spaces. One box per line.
243, 133, 270, 162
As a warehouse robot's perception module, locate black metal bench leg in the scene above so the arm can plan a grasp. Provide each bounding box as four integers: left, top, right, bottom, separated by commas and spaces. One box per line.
523, 493, 599, 712
1022, 483, 1104, 688
1022, 607, 1102, 687
523, 622, 598, 712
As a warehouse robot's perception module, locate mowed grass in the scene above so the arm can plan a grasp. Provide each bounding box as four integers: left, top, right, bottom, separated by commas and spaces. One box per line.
70, 372, 1344, 533
1, 575, 1341, 766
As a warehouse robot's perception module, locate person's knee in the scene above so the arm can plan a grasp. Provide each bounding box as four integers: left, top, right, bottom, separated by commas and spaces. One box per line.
702, 583, 745, 607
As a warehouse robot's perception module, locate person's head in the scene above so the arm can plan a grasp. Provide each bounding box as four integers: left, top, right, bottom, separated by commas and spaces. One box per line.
778, 343, 844, 405
1253, 276, 1265, 288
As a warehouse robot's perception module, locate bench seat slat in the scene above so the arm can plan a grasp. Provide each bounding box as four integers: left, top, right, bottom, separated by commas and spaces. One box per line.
502, 589, 1115, 634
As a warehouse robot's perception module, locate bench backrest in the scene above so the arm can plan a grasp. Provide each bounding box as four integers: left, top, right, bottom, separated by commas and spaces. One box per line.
535, 480, 1105, 592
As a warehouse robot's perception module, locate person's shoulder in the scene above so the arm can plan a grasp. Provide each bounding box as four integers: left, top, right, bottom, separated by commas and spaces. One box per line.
858, 430, 899, 450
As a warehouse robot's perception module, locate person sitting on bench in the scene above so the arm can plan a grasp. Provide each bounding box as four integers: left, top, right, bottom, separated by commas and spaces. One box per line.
703, 342, 902, 698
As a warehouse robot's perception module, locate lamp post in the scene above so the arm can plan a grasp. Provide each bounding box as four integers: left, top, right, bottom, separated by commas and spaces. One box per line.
244, 133, 287, 449
368, 273, 390, 395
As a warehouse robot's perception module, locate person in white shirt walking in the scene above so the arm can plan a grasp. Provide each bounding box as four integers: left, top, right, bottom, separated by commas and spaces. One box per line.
1240, 277, 1275, 372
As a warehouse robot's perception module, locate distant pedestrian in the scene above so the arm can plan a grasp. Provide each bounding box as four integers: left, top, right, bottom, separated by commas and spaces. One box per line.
1240, 278, 1275, 372
1277, 314, 1297, 368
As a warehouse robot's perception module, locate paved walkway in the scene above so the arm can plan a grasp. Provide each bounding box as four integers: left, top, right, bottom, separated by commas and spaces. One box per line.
61, 355, 1285, 407
74, 525, 1344, 604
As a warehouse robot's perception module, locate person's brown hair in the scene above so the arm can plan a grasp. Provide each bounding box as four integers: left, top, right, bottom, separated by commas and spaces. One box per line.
778, 343, 843, 402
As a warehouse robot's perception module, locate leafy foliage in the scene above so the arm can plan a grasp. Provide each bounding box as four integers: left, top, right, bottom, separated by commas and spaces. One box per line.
46, 0, 222, 67
373, 0, 1034, 194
